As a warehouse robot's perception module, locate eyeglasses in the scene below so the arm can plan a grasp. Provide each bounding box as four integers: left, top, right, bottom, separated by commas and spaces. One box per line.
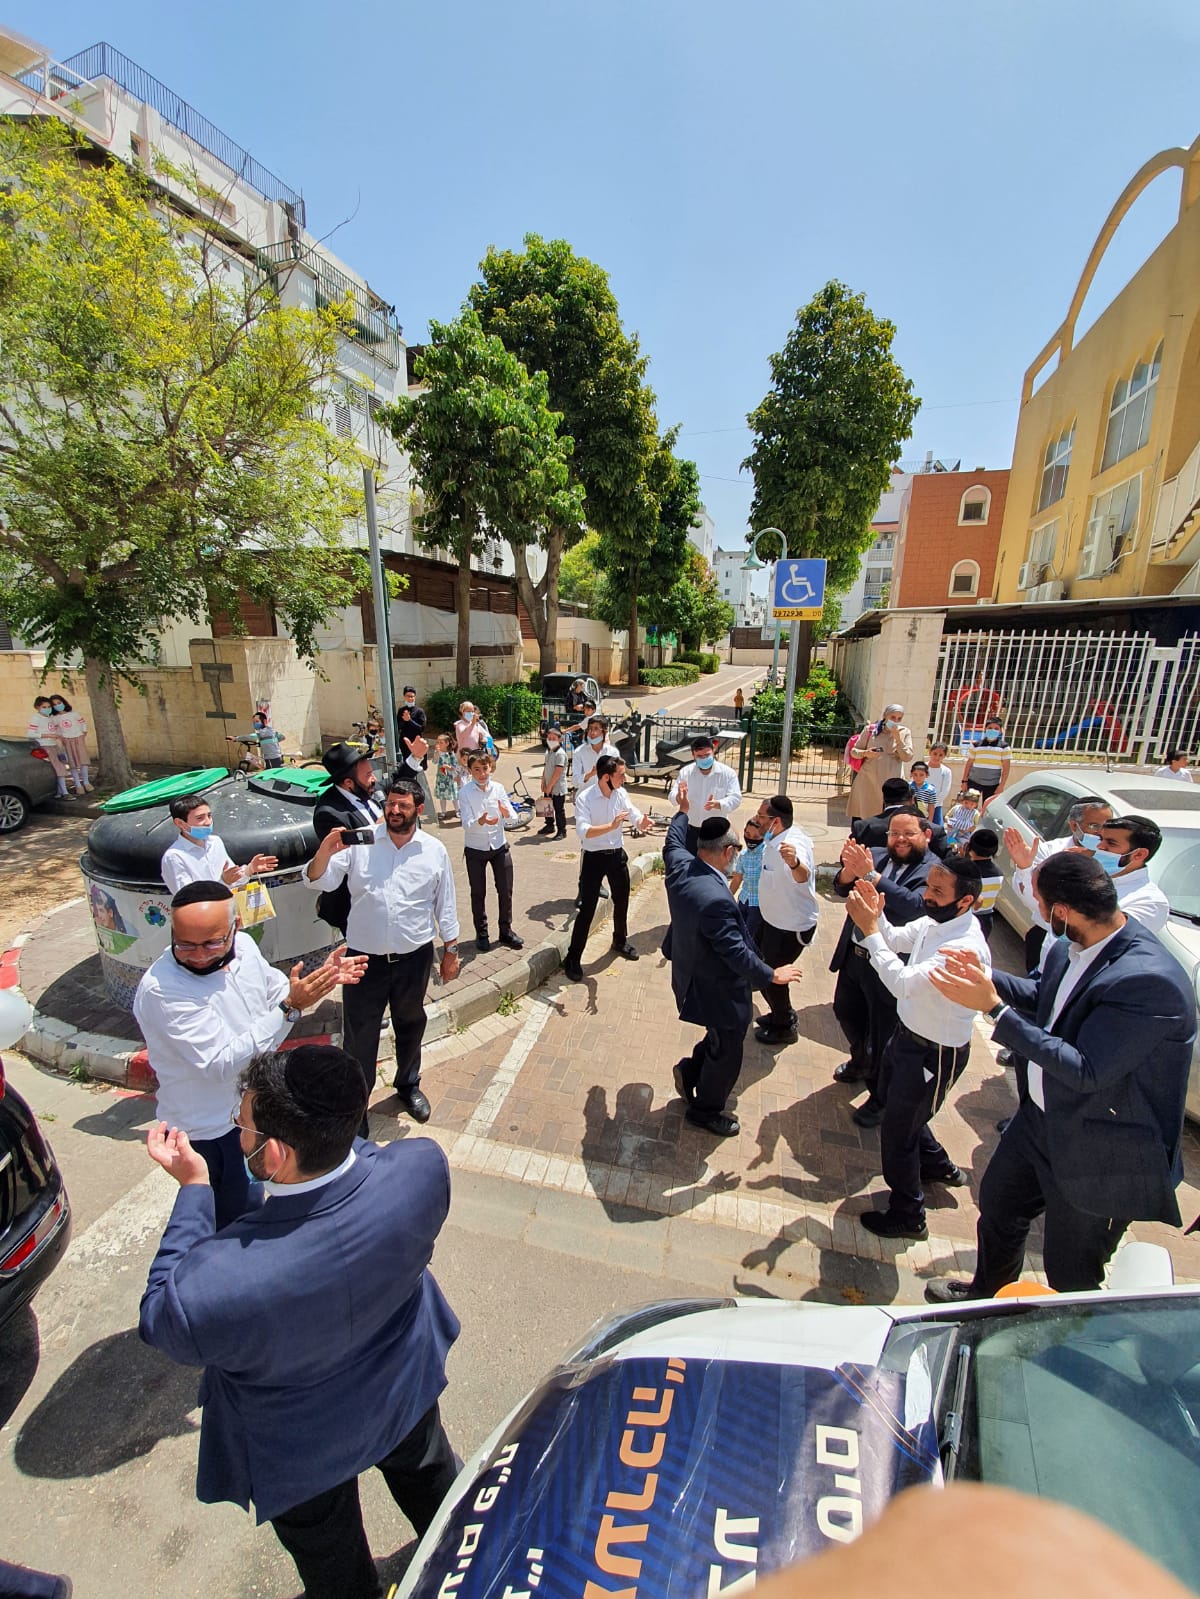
172, 928, 235, 955
230, 1112, 270, 1158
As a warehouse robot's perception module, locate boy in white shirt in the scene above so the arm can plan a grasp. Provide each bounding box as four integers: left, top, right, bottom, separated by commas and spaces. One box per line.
457, 753, 524, 952
160, 793, 277, 896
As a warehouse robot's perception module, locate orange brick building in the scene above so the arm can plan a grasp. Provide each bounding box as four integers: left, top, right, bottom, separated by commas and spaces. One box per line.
891, 467, 1009, 607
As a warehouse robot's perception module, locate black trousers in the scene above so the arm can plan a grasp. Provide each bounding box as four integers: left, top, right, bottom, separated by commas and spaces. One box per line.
878, 1024, 970, 1224
969, 1102, 1130, 1295
547, 793, 567, 834
464, 843, 514, 938
191, 1126, 259, 1230
756, 920, 816, 1027
567, 849, 629, 965
832, 947, 898, 1096
1006, 924, 1047, 1107
680, 1024, 746, 1117
270, 1401, 458, 1599
343, 944, 436, 1113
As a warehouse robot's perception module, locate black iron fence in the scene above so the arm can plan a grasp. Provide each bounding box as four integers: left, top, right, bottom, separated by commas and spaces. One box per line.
609, 712, 858, 795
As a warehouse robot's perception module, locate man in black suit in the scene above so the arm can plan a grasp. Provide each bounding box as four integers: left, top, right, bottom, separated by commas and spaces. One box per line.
312, 742, 385, 936
925, 851, 1196, 1300
852, 777, 952, 859
830, 812, 936, 1126
663, 813, 802, 1138
396, 686, 427, 762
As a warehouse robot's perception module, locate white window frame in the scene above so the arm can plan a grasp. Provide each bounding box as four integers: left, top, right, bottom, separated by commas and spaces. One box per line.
1101, 342, 1163, 472
1079, 474, 1142, 579
1027, 519, 1060, 572
958, 486, 991, 525
1037, 424, 1074, 512
948, 559, 980, 597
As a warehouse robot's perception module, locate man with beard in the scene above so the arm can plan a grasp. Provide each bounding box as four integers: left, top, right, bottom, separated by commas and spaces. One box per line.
845, 857, 989, 1239
829, 812, 936, 1127
306, 775, 459, 1127
133, 881, 366, 1227
313, 741, 386, 937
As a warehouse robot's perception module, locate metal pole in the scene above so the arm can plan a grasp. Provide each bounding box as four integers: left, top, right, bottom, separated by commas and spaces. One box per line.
363, 467, 399, 768
778, 620, 801, 793
770, 561, 781, 686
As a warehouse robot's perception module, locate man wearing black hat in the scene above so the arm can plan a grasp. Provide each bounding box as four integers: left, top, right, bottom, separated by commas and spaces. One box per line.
669, 734, 742, 850
133, 882, 367, 1227
313, 742, 385, 936
663, 811, 802, 1136
140, 1044, 461, 1599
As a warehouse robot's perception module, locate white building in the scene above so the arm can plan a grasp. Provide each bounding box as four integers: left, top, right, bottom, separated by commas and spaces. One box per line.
714, 547, 761, 627
688, 505, 716, 566
841, 469, 911, 620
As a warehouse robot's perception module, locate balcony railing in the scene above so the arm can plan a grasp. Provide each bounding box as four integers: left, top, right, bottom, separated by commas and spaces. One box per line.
1152, 434, 1200, 554
258, 242, 403, 369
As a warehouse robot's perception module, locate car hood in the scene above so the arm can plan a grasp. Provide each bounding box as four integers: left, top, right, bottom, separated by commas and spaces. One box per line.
405, 1309, 939, 1599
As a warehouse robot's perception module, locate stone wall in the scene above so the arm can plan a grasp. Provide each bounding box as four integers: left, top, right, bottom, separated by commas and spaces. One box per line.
830, 610, 946, 743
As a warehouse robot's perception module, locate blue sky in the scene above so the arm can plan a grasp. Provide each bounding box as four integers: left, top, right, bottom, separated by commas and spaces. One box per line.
11, 0, 1200, 586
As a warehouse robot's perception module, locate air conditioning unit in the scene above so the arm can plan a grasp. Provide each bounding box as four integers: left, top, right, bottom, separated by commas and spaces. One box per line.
1028, 580, 1066, 602
1017, 562, 1034, 589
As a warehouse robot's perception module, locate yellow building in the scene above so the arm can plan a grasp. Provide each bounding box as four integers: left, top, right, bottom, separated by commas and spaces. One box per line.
994, 135, 1200, 603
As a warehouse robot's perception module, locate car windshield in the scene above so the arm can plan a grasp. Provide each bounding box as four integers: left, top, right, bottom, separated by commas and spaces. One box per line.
959, 1296, 1200, 1592
1146, 828, 1200, 921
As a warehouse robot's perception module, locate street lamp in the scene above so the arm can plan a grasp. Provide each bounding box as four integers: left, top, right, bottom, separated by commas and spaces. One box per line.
743, 527, 787, 686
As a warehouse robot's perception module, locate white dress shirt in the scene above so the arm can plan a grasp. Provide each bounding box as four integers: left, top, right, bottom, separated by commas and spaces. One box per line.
1114, 867, 1170, 934
133, 933, 291, 1141
1013, 833, 1077, 932
1027, 925, 1123, 1109
574, 781, 645, 850
571, 738, 619, 789
926, 765, 955, 810
263, 1147, 356, 1198
669, 759, 742, 816
758, 825, 819, 933
161, 832, 249, 895
457, 778, 512, 851
308, 824, 459, 954
1154, 765, 1193, 782
864, 909, 992, 1047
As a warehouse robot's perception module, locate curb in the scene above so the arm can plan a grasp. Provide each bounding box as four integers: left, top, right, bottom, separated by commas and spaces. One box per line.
11, 851, 666, 1091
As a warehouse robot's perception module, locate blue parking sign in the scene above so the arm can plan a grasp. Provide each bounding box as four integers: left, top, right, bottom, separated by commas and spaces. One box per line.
772, 558, 827, 619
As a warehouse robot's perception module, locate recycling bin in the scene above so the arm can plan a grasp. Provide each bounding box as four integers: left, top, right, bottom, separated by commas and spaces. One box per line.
80, 766, 338, 1009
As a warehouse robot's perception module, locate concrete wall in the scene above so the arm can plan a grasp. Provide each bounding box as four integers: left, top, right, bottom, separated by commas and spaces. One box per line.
830, 610, 946, 743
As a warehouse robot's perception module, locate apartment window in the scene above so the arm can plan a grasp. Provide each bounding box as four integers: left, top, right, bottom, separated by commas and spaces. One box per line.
332, 395, 352, 439
1079, 475, 1141, 579
1037, 424, 1074, 511
949, 559, 980, 597
1101, 341, 1162, 471
958, 486, 991, 525
1028, 519, 1060, 570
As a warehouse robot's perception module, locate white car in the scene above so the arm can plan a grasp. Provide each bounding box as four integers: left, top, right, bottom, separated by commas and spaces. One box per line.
395, 1269, 1200, 1599
984, 768, 1200, 1120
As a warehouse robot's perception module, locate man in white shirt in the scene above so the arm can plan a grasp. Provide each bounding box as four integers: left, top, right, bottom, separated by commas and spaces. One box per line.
570, 714, 619, 791
1095, 814, 1170, 933
669, 734, 741, 848
1154, 749, 1193, 781
161, 792, 277, 896
846, 856, 991, 1241
457, 752, 523, 952
133, 880, 365, 1226
744, 793, 819, 1043
563, 756, 653, 982
1004, 797, 1114, 967
306, 773, 460, 1125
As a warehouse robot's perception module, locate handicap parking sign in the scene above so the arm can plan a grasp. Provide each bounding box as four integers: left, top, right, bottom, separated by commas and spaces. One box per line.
772, 558, 827, 620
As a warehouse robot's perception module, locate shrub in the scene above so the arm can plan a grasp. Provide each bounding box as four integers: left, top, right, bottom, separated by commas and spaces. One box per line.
641, 664, 701, 686
749, 663, 854, 755
676, 650, 703, 667
700, 652, 720, 674
425, 682, 542, 739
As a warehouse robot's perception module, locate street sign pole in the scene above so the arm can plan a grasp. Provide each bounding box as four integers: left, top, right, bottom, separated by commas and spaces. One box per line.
769, 556, 828, 794
778, 620, 801, 792
364, 466, 399, 768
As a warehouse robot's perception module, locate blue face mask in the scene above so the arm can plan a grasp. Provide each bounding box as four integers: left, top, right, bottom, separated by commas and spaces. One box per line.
1093, 848, 1128, 876
1074, 830, 1101, 852
696, 755, 715, 771
188, 823, 214, 841
983, 729, 1001, 743
38, 705, 52, 717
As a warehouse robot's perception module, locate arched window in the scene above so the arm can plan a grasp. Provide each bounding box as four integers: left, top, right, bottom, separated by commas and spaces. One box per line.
958, 485, 991, 525
949, 559, 980, 598
1038, 423, 1074, 511
1102, 341, 1163, 471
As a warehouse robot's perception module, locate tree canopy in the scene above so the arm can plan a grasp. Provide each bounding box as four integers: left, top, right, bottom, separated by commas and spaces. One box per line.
0, 119, 370, 788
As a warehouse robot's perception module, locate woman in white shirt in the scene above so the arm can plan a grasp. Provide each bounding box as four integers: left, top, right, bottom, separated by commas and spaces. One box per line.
1154, 749, 1194, 782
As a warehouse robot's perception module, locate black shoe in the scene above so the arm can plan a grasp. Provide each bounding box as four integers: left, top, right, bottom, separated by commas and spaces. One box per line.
499, 931, 525, 949
672, 1061, 696, 1105
922, 1164, 968, 1187
562, 958, 584, 982
554, 831, 567, 840
754, 1025, 797, 1045
852, 1097, 885, 1129
686, 1107, 739, 1137
997, 1047, 1015, 1066
924, 1278, 976, 1304
613, 940, 639, 960
833, 1059, 869, 1084
395, 1087, 431, 1124
996, 1116, 1013, 1134
537, 824, 555, 836
860, 1209, 928, 1241
475, 935, 492, 953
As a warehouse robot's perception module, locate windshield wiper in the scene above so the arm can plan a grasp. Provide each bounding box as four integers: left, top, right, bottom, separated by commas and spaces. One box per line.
1168, 907, 1200, 926
939, 1344, 972, 1479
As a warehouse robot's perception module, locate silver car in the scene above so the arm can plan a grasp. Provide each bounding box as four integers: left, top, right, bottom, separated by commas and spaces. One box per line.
0, 736, 59, 832
985, 767, 1200, 1119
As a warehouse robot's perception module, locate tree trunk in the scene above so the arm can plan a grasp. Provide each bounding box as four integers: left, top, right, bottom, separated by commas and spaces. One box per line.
455, 559, 473, 688
627, 590, 640, 687
510, 530, 566, 679
83, 656, 135, 792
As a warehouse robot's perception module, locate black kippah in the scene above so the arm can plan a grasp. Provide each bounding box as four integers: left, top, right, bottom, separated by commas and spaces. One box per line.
170, 879, 234, 909
283, 1044, 369, 1118
698, 816, 732, 844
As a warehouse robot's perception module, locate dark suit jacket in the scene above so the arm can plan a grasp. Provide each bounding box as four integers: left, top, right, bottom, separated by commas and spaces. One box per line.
662, 813, 774, 1032
852, 807, 951, 859
993, 920, 1196, 1225
397, 704, 428, 764
829, 845, 935, 972
139, 1137, 460, 1523
312, 785, 373, 933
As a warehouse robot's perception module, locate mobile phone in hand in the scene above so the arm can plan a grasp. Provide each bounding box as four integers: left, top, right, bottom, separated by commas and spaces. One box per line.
340, 827, 376, 846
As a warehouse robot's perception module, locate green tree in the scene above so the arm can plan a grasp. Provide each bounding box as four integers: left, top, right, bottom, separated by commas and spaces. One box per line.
558, 529, 604, 611
0, 120, 370, 790
382, 310, 585, 685
743, 280, 919, 682
469, 235, 658, 676
651, 548, 734, 651
815, 588, 844, 642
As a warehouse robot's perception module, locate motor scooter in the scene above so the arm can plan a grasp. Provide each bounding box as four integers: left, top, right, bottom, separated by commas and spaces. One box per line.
610, 703, 746, 792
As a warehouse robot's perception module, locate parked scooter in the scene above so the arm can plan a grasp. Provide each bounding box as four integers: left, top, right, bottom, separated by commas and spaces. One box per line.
611, 703, 746, 792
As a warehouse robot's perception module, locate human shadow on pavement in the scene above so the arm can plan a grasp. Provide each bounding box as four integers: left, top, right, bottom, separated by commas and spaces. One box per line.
742, 1082, 879, 1207
15, 1326, 200, 1478
524, 896, 578, 929
581, 1082, 740, 1223
74, 1093, 156, 1144
0, 1306, 39, 1427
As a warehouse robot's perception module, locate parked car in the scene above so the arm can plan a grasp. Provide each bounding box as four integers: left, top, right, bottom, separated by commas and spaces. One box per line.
539, 672, 604, 724
395, 1266, 1200, 1599
985, 767, 1200, 1119
0, 735, 60, 832
0, 993, 71, 1331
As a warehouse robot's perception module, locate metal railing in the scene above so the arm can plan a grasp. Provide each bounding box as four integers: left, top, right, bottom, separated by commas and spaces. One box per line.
56, 43, 306, 224
744, 718, 857, 794
1152, 434, 1200, 553
258, 241, 402, 368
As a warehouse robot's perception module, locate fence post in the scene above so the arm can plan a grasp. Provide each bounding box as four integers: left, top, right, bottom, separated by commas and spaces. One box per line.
745, 712, 756, 792
737, 720, 748, 786
643, 713, 653, 765
505, 693, 514, 749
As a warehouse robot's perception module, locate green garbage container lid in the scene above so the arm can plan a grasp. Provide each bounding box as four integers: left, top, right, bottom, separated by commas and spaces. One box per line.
248, 767, 332, 800
101, 768, 230, 814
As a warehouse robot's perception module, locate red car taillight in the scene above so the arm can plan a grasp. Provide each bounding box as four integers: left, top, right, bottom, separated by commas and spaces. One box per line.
30, 747, 49, 761
0, 1193, 64, 1274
